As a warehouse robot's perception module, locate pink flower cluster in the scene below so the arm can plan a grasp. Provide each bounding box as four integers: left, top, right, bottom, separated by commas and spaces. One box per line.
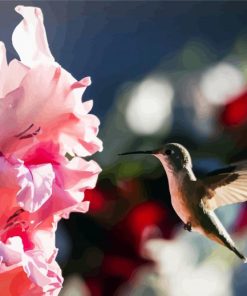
0, 5, 102, 295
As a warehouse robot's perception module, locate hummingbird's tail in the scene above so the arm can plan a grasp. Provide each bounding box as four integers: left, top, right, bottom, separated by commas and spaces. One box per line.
201, 211, 247, 263
231, 246, 247, 263
207, 230, 247, 263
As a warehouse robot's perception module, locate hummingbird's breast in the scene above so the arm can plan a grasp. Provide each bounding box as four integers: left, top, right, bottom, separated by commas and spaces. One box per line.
168, 171, 198, 224
170, 188, 192, 224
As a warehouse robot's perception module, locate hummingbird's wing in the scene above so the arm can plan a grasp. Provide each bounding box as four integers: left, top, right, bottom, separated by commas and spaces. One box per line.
201, 161, 247, 210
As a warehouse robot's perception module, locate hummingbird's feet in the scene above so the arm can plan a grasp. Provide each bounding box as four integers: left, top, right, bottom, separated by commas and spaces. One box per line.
184, 222, 192, 232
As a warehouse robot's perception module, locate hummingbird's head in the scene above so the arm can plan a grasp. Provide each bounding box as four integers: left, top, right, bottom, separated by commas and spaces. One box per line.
119, 143, 192, 173
154, 143, 192, 172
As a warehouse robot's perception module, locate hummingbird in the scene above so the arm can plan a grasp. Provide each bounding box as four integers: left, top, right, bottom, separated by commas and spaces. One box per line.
119, 143, 247, 262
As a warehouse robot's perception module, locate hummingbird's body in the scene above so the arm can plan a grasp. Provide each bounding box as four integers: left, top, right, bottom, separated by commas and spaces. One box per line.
165, 166, 197, 225
161, 162, 223, 249
120, 143, 247, 262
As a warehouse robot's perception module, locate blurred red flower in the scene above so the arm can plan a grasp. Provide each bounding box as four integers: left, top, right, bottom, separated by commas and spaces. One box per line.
85, 189, 106, 213
233, 204, 247, 234
220, 90, 247, 126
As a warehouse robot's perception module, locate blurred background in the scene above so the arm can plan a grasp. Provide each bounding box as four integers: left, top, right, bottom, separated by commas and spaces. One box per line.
2, 1, 247, 295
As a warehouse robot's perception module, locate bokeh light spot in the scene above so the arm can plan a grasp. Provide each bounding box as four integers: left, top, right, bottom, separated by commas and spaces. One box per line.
125, 77, 174, 135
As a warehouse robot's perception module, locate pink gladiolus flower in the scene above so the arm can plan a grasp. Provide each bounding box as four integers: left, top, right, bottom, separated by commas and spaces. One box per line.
0, 5, 102, 294
0, 5, 102, 157
0, 141, 100, 295
0, 237, 62, 296
21, 142, 101, 220
0, 153, 63, 294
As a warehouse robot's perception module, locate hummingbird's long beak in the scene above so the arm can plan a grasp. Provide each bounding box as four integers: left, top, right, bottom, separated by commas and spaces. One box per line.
118, 150, 154, 156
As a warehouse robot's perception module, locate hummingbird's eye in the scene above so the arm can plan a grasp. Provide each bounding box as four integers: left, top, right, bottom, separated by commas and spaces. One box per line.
165, 149, 173, 155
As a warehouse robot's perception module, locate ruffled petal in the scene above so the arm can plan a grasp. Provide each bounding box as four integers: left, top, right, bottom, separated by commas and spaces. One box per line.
22, 250, 62, 290
30, 157, 101, 223
0, 63, 102, 157
0, 42, 8, 97
0, 156, 25, 227
12, 6, 54, 67
0, 156, 21, 189
61, 201, 90, 219
32, 228, 57, 261
3, 59, 29, 97
0, 43, 29, 98
61, 157, 102, 191
0, 87, 31, 154
0, 237, 62, 294
17, 163, 55, 213
0, 237, 23, 269
58, 114, 103, 157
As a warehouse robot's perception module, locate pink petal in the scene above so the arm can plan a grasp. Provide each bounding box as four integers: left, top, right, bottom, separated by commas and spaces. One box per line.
36, 187, 86, 221
35, 158, 101, 220
17, 163, 55, 213
3, 59, 29, 97
0, 42, 8, 97
35, 190, 88, 223
0, 237, 23, 269
31, 218, 57, 260
0, 216, 62, 292
0, 61, 102, 157
0, 233, 62, 293
12, 6, 54, 67
0, 87, 31, 154
73, 100, 94, 119
22, 249, 63, 293
0, 156, 22, 189
59, 115, 103, 157
0, 156, 25, 227
0, 265, 61, 296
70, 76, 91, 90
61, 201, 90, 219
22, 250, 55, 287
0, 42, 29, 98
61, 158, 102, 191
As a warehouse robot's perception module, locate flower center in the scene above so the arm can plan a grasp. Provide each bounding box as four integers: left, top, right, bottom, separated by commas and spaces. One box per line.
6, 208, 24, 223
2, 209, 27, 236
15, 124, 41, 139
0, 208, 34, 250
